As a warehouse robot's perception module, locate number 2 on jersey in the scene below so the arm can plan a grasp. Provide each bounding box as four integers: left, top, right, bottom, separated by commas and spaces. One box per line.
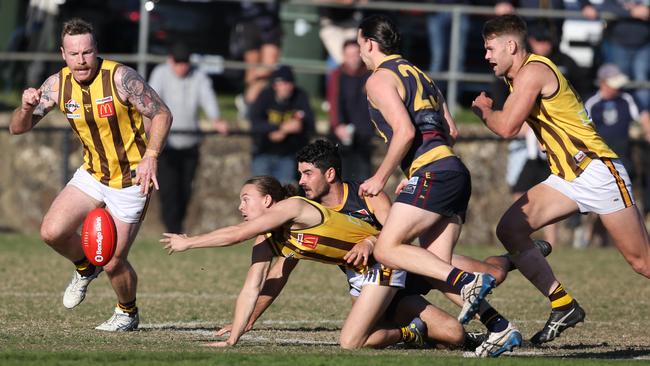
397, 64, 439, 112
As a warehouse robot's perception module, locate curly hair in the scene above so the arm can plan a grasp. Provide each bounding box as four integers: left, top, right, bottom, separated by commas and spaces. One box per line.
295, 139, 342, 182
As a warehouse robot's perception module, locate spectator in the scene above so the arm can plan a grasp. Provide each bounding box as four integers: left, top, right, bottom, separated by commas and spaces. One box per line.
233, 0, 282, 118
249, 65, 315, 183
586, 64, 638, 174
149, 42, 229, 233
318, 0, 364, 66
327, 40, 374, 181
425, 0, 471, 77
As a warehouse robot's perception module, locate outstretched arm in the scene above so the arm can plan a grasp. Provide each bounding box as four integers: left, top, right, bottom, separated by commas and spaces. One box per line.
209, 239, 275, 347
161, 198, 305, 253
114, 65, 172, 194
10, 74, 59, 135
217, 255, 300, 336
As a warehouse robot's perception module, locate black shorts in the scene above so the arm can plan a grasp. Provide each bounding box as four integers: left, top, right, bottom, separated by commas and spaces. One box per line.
395, 170, 471, 223
511, 158, 550, 193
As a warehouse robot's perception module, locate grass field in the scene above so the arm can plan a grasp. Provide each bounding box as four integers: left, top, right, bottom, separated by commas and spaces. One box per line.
1, 233, 650, 365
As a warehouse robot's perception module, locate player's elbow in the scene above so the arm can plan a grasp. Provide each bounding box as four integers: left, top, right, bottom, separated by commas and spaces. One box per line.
9, 122, 29, 135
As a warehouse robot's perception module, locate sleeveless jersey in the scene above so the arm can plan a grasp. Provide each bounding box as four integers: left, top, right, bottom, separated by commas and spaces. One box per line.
58, 59, 148, 188
330, 181, 382, 230
266, 197, 379, 271
367, 55, 462, 178
509, 54, 617, 181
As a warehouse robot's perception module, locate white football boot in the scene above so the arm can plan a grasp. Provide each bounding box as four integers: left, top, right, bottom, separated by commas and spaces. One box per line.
62, 266, 103, 309
475, 322, 523, 357
458, 272, 496, 324
95, 307, 139, 332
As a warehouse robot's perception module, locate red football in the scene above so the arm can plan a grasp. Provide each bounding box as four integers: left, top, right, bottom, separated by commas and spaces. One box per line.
81, 208, 117, 266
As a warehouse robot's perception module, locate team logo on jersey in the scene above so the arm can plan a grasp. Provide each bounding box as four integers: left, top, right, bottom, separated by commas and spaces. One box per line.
96, 96, 115, 118
354, 209, 370, 217
65, 99, 80, 113
296, 233, 319, 249
573, 151, 587, 164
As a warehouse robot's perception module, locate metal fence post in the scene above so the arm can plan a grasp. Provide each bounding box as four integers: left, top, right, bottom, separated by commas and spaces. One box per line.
137, 0, 150, 76
447, 6, 462, 116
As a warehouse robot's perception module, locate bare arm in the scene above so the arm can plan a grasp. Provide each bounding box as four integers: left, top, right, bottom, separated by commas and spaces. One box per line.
161, 199, 305, 253
363, 191, 392, 226
115, 65, 172, 193
9, 74, 59, 135
217, 254, 300, 336
214, 240, 274, 347
359, 70, 415, 197
472, 63, 551, 138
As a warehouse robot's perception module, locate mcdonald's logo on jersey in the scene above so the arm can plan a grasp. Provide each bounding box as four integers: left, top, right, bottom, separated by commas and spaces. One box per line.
296, 233, 319, 249
96, 96, 116, 118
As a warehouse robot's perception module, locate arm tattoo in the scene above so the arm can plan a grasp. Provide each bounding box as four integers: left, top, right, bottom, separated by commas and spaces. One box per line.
33, 74, 59, 127
118, 65, 169, 119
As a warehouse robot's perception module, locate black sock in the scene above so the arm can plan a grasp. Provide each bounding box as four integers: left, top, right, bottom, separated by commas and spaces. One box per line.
479, 306, 509, 333
73, 257, 96, 277
446, 268, 476, 292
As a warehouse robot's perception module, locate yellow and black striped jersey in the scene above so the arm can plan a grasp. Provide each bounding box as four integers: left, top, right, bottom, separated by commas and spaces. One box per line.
266, 197, 379, 271
509, 54, 617, 181
58, 58, 148, 188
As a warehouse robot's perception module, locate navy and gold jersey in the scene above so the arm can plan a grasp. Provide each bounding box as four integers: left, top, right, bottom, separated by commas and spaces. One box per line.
368, 55, 463, 178
330, 181, 382, 230
266, 197, 379, 271
59, 59, 148, 188
508, 54, 617, 181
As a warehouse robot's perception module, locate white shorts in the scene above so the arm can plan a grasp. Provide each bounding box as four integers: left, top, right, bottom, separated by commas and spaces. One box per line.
346, 262, 406, 297
542, 158, 634, 214
68, 167, 148, 224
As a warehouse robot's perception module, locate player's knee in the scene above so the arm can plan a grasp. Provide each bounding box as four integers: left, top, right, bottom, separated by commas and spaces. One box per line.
40, 221, 64, 246
629, 258, 650, 279
339, 334, 364, 350
484, 257, 508, 285
372, 245, 395, 269
103, 256, 130, 276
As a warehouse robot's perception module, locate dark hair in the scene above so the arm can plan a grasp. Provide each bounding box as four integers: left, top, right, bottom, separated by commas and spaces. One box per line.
296, 139, 342, 182
170, 42, 190, 63
342, 39, 359, 51
61, 18, 95, 45
482, 14, 527, 44
358, 15, 401, 55
244, 176, 300, 202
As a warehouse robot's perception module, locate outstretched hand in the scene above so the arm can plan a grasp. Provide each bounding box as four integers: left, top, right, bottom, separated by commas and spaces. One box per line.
160, 233, 190, 254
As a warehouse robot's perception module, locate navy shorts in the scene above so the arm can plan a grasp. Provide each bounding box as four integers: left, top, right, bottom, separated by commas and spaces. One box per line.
395, 170, 471, 223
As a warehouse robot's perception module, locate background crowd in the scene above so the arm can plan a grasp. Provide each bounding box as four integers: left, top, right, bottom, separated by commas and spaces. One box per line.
1, 0, 649, 246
